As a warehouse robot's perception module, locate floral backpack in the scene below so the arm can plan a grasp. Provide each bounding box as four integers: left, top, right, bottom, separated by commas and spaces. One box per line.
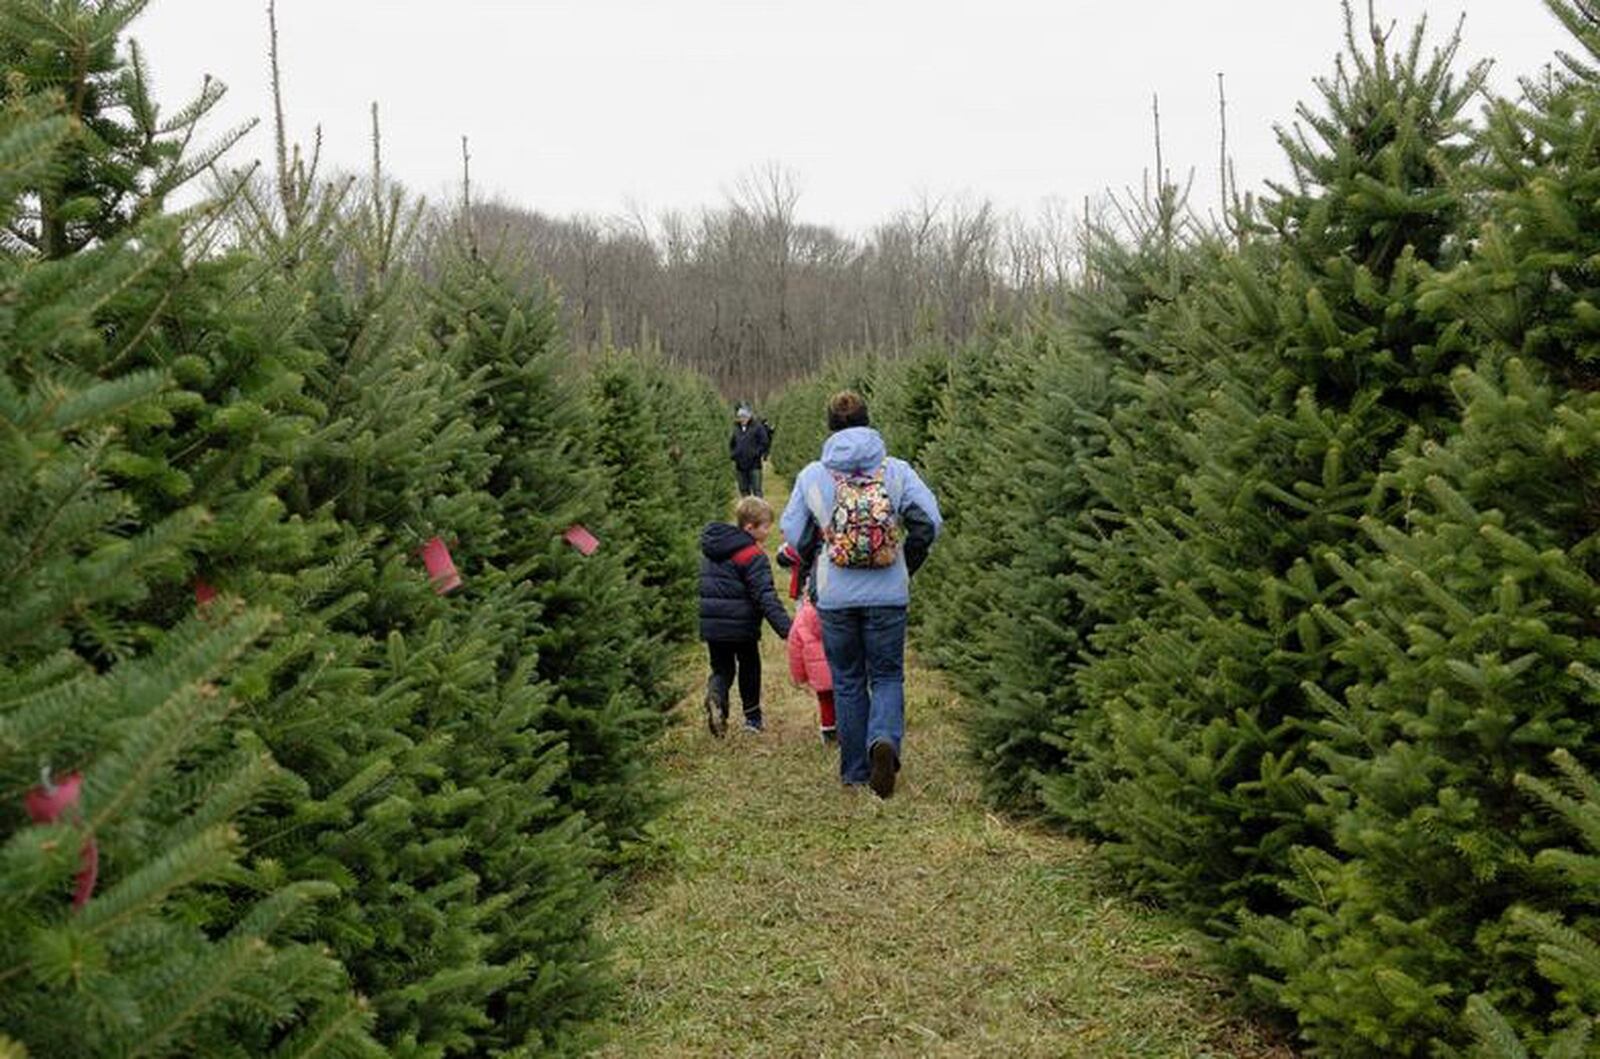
825, 465, 901, 568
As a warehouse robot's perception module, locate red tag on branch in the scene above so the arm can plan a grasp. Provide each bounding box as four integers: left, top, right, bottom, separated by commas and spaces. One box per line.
24, 771, 98, 910
25, 771, 82, 824
563, 524, 600, 556
419, 537, 462, 594
74, 837, 99, 910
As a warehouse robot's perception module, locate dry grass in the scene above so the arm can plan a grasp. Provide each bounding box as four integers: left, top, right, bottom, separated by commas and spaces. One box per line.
593, 638, 1296, 1058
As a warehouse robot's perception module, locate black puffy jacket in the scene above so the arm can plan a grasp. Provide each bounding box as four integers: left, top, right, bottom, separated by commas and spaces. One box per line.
698, 523, 792, 642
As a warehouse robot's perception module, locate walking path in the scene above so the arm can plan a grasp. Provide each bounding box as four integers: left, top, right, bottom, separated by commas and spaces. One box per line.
595, 604, 1293, 1056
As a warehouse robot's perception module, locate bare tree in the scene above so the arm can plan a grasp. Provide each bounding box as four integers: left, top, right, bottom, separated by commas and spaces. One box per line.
422, 180, 1113, 398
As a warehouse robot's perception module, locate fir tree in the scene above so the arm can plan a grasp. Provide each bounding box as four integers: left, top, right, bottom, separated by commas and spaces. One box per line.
910, 324, 1038, 683
982, 204, 1218, 817
0, 86, 379, 1055
964, 324, 1112, 812
1074, 5, 1485, 940
430, 250, 667, 851
250, 147, 618, 1051
640, 348, 733, 535
1238, 7, 1600, 1050
589, 351, 698, 644
0, 0, 248, 259
1457, 747, 1600, 1058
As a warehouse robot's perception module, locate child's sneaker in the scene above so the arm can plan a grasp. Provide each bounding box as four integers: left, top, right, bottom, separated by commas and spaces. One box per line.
820, 727, 838, 747
742, 708, 764, 733
704, 685, 727, 738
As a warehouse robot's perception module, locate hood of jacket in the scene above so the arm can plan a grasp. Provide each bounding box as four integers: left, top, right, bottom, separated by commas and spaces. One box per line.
701, 522, 757, 561
821, 427, 887, 473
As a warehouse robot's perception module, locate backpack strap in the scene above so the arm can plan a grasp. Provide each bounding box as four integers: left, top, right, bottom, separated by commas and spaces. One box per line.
877, 461, 902, 489
731, 543, 764, 566
804, 469, 829, 532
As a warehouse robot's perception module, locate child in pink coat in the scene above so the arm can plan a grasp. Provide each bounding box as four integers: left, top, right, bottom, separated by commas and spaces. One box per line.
779, 544, 836, 744
788, 598, 836, 744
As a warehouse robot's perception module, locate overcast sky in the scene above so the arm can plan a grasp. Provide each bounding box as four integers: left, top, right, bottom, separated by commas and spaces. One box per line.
133, 1, 1575, 234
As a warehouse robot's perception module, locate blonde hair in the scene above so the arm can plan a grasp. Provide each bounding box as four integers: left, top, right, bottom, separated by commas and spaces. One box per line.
735, 496, 774, 529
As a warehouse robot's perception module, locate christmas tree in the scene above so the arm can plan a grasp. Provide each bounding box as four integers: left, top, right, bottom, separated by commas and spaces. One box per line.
1462, 748, 1600, 1058
0, 0, 249, 259
428, 248, 668, 851
0, 60, 380, 1054
1074, 4, 1485, 944
1238, 5, 1600, 1050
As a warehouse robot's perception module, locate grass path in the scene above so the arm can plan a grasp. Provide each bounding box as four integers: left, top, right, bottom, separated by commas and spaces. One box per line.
594, 630, 1293, 1056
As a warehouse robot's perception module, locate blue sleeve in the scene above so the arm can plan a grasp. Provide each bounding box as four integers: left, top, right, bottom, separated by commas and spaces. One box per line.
780, 468, 813, 550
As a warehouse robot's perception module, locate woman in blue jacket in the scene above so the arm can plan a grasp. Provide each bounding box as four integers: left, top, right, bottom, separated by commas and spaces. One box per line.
779, 391, 942, 798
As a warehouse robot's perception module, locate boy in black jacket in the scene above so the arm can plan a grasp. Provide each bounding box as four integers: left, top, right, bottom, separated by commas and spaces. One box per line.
699, 496, 793, 735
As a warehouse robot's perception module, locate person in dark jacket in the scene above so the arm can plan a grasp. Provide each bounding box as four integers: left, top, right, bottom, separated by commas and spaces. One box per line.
699, 496, 792, 735
730, 405, 771, 497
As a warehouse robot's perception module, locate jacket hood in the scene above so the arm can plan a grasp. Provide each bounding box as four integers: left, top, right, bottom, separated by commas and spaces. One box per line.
821, 427, 887, 473
701, 522, 756, 560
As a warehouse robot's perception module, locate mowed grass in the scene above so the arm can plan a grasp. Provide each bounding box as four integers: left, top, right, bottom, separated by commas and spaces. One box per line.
594, 638, 1294, 1058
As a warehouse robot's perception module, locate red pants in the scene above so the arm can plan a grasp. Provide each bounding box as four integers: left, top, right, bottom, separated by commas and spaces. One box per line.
817, 689, 836, 731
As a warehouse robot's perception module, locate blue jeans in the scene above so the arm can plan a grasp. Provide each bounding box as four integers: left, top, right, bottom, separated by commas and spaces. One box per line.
819, 606, 908, 784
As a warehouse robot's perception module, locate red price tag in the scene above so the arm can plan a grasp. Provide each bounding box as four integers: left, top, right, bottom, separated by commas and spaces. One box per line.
564, 524, 600, 556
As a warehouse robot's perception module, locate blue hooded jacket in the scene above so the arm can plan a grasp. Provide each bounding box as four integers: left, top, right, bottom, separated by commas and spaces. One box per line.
780, 427, 943, 611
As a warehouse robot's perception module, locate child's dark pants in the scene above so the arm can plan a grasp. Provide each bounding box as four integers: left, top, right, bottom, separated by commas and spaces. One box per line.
707, 639, 762, 716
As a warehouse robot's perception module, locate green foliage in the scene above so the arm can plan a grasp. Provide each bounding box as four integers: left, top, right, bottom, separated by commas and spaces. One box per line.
429, 257, 670, 856
1456, 750, 1600, 1058
1074, 8, 1486, 961
1, 4, 706, 1054
0, 0, 249, 258
1231, 19, 1600, 1049
0, 122, 379, 1052
766, 4, 1600, 1055
589, 351, 699, 643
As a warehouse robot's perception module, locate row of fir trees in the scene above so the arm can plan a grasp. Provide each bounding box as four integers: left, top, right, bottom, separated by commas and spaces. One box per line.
0, 2, 730, 1056
769, 2, 1600, 1055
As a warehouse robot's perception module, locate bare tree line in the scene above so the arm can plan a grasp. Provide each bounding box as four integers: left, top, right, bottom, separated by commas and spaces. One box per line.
207, 0, 1227, 402
450, 164, 1096, 399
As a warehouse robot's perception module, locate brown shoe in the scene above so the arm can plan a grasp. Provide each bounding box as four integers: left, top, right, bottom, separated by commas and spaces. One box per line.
869, 740, 897, 799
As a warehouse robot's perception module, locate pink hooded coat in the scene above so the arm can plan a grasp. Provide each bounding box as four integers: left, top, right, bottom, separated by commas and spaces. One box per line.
786, 598, 833, 693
